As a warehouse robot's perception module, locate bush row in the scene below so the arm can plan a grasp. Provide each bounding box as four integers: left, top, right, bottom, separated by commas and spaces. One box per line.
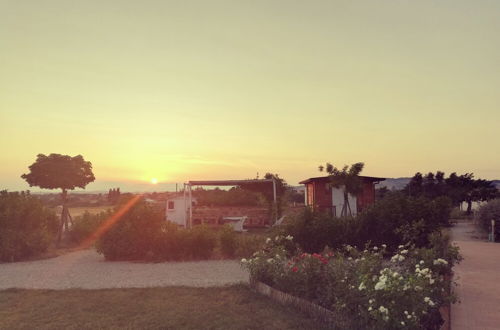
0, 191, 58, 262
92, 199, 264, 261
282, 193, 452, 253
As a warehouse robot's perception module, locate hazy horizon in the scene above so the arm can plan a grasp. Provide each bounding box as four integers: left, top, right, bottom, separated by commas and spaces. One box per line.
2, 0, 499, 192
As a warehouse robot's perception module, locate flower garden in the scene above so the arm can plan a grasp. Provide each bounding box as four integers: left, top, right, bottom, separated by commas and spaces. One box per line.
242, 233, 461, 330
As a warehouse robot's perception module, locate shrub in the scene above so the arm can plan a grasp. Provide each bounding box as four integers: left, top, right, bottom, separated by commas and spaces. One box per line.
283, 194, 453, 254
185, 225, 217, 259
0, 191, 58, 262
242, 235, 461, 330
234, 234, 266, 258
96, 199, 218, 261
69, 210, 110, 245
476, 199, 500, 240
219, 225, 238, 257
96, 200, 165, 261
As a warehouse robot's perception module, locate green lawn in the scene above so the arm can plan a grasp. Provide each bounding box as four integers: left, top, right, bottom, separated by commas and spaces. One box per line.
68, 206, 112, 217
0, 285, 327, 330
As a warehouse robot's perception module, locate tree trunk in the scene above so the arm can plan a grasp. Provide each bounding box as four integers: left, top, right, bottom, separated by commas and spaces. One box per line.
466, 200, 473, 215
343, 190, 350, 217
57, 189, 68, 246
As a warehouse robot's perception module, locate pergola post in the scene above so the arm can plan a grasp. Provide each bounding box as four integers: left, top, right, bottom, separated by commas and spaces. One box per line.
188, 183, 193, 229
272, 177, 277, 223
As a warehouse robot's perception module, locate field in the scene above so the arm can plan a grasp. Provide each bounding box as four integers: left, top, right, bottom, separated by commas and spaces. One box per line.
68, 206, 112, 217
0, 286, 326, 330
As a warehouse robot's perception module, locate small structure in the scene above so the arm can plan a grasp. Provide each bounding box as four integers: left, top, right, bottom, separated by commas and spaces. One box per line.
165, 179, 278, 229
165, 195, 197, 227
300, 175, 385, 217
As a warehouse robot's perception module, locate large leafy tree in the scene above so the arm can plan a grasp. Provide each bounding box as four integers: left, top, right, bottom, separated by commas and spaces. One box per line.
319, 162, 365, 217
405, 171, 498, 214
21, 153, 95, 243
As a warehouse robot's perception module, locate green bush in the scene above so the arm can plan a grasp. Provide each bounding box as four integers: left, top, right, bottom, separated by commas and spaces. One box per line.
219, 225, 238, 257
476, 199, 500, 240
283, 194, 453, 254
185, 225, 217, 259
234, 234, 266, 258
96, 199, 219, 261
69, 210, 110, 245
96, 200, 165, 261
0, 190, 58, 262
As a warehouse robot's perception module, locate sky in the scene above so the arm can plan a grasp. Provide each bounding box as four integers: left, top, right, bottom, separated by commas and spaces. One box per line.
1, 0, 499, 192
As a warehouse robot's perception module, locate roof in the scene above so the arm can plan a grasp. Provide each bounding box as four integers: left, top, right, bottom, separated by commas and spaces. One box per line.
299, 175, 385, 185
187, 179, 274, 186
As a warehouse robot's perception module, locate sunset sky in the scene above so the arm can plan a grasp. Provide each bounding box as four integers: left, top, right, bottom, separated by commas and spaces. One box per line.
1, 0, 499, 192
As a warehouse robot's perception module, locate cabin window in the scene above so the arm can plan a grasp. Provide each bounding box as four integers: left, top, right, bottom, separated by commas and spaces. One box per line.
167, 201, 175, 210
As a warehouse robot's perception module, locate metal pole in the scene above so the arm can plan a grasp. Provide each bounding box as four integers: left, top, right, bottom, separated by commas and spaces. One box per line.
188, 183, 193, 229
272, 177, 277, 222
183, 183, 187, 227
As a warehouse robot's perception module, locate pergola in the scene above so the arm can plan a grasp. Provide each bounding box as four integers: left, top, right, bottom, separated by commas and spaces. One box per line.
183, 179, 277, 229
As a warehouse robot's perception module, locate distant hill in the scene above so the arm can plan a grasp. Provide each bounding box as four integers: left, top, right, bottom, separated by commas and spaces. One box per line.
378, 178, 411, 190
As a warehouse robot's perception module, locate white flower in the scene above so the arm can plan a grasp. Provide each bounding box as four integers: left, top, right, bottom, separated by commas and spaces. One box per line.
347, 257, 353, 261
266, 238, 271, 244
358, 282, 366, 291
407, 314, 412, 319
373, 246, 378, 251
433, 258, 448, 265
414, 285, 422, 291
429, 279, 435, 285
404, 311, 408, 315
398, 245, 405, 249
240, 258, 247, 263
369, 299, 375, 304
400, 249, 408, 254
368, 306, 373, 311
378, 306, 389, 314
420, 260, 425, 265
285, 235, 293, 241
267, 258, 273, 263
361, 257, 366, 261
392, 272, 399, 278
381, 244, 387, 248
398, 255, 405, 262
401, 321, 405, 326
424, 297, 435, 306
275, 236, 279, 241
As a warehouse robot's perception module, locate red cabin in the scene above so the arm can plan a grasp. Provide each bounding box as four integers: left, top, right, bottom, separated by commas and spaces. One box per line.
299, 176, 385, 217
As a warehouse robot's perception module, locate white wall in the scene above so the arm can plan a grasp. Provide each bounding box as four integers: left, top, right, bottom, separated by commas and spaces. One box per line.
331, 186, 357, 217
165, 196, 193, 226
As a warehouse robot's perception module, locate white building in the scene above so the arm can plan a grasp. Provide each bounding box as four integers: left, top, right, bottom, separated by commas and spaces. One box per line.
165, 195, 196, 227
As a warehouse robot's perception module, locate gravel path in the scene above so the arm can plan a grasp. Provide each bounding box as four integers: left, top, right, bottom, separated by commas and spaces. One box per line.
0, 249, 249, 290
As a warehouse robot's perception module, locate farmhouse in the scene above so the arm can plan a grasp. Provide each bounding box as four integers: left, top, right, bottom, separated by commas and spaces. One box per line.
300, 175, 385, 217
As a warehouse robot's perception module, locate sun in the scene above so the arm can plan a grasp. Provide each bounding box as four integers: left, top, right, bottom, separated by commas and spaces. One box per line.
150, 178, 158, 184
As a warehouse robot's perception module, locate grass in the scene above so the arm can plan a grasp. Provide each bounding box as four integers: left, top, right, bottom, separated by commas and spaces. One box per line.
0, 285, 327, 330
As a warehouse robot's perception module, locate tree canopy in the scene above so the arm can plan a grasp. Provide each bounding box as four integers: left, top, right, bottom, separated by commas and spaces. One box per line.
21, 153, 95, 191
403, 171, 498, 213
319, 162, 365, 216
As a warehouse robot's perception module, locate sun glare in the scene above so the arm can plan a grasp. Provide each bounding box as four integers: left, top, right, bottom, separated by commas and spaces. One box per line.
151, 178, 158, 184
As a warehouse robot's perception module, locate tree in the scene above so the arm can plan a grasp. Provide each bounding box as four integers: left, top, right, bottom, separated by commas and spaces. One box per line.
319, 162, 364, 217
21, 153, 95, 244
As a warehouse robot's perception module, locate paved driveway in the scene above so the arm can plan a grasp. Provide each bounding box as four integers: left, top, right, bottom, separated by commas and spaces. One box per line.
0, 249, 249, 289
451, 220, 500, 330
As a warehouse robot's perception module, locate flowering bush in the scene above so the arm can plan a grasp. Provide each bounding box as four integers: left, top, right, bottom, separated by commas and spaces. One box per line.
242, 236, 461, 330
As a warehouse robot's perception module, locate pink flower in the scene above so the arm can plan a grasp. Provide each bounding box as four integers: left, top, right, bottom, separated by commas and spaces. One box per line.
292, 267, 299, 272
